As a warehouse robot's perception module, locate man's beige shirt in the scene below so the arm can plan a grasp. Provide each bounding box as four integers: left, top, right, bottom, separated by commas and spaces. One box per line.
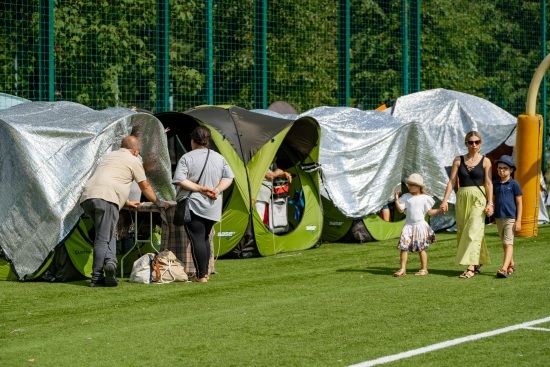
80, 148, 147, 209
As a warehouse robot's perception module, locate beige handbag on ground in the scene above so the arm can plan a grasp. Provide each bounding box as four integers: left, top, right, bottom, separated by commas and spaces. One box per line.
152, 250, 188, 283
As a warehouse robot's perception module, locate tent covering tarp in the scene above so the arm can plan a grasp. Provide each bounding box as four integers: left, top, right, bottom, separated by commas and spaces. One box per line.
387, 88, 517, 159
0, 101, 174, 279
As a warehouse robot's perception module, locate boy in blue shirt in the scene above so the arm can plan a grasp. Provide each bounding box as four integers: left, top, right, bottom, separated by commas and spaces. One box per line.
493, 155, 522, 278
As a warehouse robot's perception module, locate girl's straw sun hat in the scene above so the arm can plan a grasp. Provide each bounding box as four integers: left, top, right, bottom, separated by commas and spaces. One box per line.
406, 173, 424, 188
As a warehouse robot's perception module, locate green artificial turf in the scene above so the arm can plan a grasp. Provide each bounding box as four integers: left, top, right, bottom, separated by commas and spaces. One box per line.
1, 224, 549, 367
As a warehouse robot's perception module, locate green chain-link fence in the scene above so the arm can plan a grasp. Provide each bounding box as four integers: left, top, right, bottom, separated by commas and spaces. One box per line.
1, 0, 548, 121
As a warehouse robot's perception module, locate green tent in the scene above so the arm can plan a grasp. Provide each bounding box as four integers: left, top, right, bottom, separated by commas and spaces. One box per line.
0, 220, 92, 281
321, 195, 354, 242
321, 196, 405, 243
156, 106, 323, 257
0, 255, 52, 281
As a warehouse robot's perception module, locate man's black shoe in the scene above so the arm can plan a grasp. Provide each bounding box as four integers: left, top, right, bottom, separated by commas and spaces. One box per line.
104, 263, 119, 287
89, 281, 107, 287
89, 278, 106, 287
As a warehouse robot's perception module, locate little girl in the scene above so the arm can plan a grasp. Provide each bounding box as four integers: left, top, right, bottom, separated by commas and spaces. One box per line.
393, 173, 440, 277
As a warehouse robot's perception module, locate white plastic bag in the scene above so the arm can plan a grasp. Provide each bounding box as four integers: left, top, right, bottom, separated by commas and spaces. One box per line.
129, 253, 156, 284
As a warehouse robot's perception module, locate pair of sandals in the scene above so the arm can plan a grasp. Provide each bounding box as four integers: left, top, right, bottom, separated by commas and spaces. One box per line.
459, 265, 482, 279
393, 269, 428, 277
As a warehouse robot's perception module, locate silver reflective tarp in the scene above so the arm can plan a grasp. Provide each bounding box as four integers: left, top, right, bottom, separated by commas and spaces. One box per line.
387, 88, 517, 161
0, 101, 175, 279
302, 106, 453, 218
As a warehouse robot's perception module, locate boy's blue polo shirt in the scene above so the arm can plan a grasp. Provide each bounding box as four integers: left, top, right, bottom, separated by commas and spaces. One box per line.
493, 178, 522, 218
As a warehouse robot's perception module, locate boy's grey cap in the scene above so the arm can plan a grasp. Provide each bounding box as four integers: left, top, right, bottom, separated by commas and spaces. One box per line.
495, 155, 516, 170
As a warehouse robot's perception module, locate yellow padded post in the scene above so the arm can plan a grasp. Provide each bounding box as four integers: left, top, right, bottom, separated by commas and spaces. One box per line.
515, 53, 550, 237
515, 114, 543, 237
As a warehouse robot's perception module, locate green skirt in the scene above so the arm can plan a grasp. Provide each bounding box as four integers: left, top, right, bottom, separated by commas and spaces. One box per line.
455, 186, 490, 266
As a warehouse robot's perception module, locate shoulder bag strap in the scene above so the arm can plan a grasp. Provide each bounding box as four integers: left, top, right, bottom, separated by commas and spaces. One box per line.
464, 155, 487, 200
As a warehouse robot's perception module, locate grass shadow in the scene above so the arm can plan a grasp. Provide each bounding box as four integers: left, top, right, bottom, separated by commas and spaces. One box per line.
336, 266, 392, 276
337, 266, 466, 277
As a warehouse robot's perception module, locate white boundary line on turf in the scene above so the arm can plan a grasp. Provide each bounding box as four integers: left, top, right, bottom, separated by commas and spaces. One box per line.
348, 316, 550, 367
523, 326, 550, 332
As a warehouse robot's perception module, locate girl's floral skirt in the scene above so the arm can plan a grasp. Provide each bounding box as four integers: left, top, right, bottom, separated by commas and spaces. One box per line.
397, 221, 436, 252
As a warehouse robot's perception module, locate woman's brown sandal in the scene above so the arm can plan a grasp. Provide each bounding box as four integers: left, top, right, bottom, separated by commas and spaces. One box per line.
459, 269, 475, 279
507, 265, 516, 275
474, 265, 482, 274
415, 269, 429, 276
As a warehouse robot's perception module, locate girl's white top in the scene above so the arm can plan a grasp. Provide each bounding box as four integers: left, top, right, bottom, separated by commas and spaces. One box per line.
398, 193, 435, 224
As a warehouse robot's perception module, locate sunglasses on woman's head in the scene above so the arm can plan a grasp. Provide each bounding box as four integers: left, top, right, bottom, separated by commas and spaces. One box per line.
466, 140, 481, 145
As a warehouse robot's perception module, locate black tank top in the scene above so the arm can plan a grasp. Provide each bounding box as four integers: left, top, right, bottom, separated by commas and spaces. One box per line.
457, 155, 485, 187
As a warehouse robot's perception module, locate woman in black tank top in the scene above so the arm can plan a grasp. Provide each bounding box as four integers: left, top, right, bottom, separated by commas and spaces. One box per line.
440, 131, 494, 279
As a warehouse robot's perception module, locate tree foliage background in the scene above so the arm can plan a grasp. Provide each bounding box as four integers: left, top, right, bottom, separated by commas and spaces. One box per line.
0, 0, 547, 117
